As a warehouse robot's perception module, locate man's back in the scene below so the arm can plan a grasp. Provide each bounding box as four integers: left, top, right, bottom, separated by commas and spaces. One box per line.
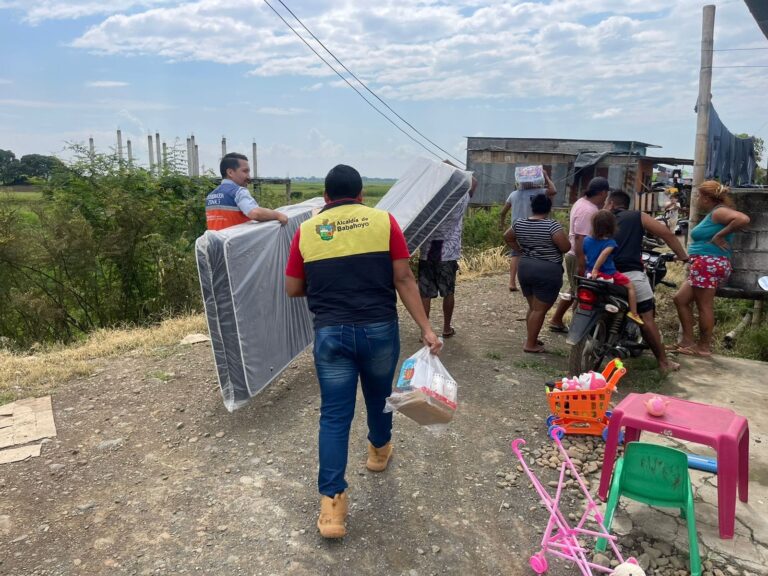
612, 208, 645, 273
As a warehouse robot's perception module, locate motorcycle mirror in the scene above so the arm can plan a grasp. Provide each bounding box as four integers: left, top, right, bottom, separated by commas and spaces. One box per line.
759, 276, 768, 291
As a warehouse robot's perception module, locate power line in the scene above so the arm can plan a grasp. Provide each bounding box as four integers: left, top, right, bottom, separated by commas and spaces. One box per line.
273, 0, 466, 167
712, 47, 768, 51
262, 0, 460, 167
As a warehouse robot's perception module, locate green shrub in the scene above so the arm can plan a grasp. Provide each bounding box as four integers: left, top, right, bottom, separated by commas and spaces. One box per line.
462, 206, 504, 251
0, 145, 210, 348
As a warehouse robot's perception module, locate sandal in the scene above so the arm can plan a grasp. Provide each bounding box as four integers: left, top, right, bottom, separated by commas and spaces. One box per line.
548, 324, 568, 334
523, 346, 548, 354
675, 346, 712, 357
442, 327, 456, 338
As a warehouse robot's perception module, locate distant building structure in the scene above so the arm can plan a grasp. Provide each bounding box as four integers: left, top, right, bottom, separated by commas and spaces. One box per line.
466, 137, 692, 211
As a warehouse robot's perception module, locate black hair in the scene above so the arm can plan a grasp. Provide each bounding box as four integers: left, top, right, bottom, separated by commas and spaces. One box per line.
585, 176, 610, 198
530, 193, 552, 215
608, 189, 631, 209
325, 164, 363, 200
220, 152, 248, 179
592, 209, 617, 239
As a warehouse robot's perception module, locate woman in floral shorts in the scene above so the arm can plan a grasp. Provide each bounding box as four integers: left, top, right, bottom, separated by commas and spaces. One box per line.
672, 181, 750, 356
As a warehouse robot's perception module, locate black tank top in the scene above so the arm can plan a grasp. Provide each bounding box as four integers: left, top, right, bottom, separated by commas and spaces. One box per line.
612, 209, 644, 273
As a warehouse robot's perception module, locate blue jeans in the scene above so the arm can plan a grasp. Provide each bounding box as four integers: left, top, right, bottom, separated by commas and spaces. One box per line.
313, 320, 400, 497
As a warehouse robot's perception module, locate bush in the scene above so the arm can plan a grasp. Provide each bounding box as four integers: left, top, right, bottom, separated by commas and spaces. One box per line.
462, 206, 504, 251
0, 145, 210, 348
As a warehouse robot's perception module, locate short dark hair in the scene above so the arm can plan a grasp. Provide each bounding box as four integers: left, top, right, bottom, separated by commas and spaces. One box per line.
530, 193, 552, 215
325, 164, 363, 200
592, 209, 617, 239
585, 177, 610, 198
220, 153, 248, 179
608, 189, 631, 209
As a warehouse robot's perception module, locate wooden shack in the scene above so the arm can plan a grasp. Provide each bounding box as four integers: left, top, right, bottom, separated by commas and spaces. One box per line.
466, 137, 692, 211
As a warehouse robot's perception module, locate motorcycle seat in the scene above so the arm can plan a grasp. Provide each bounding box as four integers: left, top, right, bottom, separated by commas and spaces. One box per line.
575, 276, 629, 298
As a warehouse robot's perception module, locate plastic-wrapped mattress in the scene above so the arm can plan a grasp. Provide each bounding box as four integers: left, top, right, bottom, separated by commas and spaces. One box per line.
196, 197, 324, 411
197, 159, 472, 411
376, 157, 474, 253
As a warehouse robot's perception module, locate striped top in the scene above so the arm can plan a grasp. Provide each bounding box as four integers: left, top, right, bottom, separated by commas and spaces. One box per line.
512, 218, 564, 263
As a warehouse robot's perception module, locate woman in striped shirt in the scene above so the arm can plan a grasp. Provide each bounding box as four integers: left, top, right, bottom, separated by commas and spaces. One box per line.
504, 194, 571, 353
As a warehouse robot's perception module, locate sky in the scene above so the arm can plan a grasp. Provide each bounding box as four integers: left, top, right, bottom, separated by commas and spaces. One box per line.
0, 0, 766, 178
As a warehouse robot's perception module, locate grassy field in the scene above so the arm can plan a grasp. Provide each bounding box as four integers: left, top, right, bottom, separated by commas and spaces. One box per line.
255, 181, 393, 207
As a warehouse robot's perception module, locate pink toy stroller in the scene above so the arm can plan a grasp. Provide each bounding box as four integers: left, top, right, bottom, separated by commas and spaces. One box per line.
511, 427, 628, 575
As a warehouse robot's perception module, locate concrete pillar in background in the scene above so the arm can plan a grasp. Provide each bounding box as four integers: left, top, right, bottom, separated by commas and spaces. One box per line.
186, 137, 193, 176
221, 137, 227, 160
89, 137, 95, 158
155, 132, 162, 171
148, 135, 155, 173
117, 129, 123, 161
252, 141, 258, 179
162, 142, 167, 170
127, 139, 133, 164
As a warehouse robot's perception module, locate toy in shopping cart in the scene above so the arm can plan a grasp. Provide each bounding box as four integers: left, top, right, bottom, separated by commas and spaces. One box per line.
544, 359, 626, 441
511, 427, 636, 575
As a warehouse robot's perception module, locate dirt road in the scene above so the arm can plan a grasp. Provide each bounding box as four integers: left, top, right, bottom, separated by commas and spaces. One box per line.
0, 275, 733, 576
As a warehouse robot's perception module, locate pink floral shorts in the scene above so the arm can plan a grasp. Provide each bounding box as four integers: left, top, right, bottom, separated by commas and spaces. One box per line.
689, 255, 731, 289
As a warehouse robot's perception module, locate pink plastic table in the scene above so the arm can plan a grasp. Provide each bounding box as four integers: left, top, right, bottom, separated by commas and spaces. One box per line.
599, 392, 749, 539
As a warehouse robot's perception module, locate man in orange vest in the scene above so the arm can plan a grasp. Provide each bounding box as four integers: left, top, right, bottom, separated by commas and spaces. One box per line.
205, 152, 288, 231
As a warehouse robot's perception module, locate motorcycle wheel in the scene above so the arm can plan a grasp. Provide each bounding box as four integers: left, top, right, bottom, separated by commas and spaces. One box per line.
568, 319, 609, 375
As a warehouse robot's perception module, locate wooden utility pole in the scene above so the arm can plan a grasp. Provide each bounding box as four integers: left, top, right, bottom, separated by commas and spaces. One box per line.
689, 4, 716, 242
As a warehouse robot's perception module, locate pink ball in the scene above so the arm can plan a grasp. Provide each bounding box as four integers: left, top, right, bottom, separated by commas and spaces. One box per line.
645, 396, 667, 417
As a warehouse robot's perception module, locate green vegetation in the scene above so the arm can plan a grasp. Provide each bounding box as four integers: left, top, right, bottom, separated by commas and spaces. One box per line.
1, 146, 210, 348
1, 148, 511, 350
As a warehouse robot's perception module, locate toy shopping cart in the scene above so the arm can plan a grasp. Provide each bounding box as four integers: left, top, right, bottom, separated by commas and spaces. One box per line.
511, 427, 628, 575
544, 359, 626, 441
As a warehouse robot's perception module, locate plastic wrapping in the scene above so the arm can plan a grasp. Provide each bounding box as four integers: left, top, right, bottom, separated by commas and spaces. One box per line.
196, 197, 324, 411
385, 347, 457, 429
514, 165, 545, 189
376, 157, 473, 253
197, 158, 472, 412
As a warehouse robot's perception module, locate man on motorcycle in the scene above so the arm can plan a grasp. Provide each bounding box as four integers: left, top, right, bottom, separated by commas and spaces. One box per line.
604, 190, 689, 374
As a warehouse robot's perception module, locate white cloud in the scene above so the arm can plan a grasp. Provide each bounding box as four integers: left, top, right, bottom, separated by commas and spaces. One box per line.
256, 107, 308, 116
0, 78, 12, 85
0, 0, 177, 24
0, 97, 173, 111
1, 0, 766, 172
592, 108, 622, 120
86, 80, 129, 88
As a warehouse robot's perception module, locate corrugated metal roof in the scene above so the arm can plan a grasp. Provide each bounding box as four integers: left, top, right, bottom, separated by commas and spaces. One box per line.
465, 137, 660, 148
745, 0, 768, 40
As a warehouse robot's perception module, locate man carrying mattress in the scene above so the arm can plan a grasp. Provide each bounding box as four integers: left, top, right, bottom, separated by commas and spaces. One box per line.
285, 164, 443, 539
205, 152, 287, 230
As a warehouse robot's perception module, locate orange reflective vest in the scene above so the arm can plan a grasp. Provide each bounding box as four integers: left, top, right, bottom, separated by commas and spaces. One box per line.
205, 181, 251, 231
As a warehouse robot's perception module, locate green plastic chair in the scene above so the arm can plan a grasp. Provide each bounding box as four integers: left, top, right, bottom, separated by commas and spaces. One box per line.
596, 442, 701, 576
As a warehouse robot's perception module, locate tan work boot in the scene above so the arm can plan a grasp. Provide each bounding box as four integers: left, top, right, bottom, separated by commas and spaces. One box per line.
366, 441, 393, 472
317, 492, 348, 538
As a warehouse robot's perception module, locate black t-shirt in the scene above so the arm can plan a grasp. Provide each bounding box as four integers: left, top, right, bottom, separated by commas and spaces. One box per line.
612, 209, 645, 273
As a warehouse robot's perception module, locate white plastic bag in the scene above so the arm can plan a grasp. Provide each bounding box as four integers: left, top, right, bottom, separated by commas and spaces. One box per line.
385, 347, 457, 430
